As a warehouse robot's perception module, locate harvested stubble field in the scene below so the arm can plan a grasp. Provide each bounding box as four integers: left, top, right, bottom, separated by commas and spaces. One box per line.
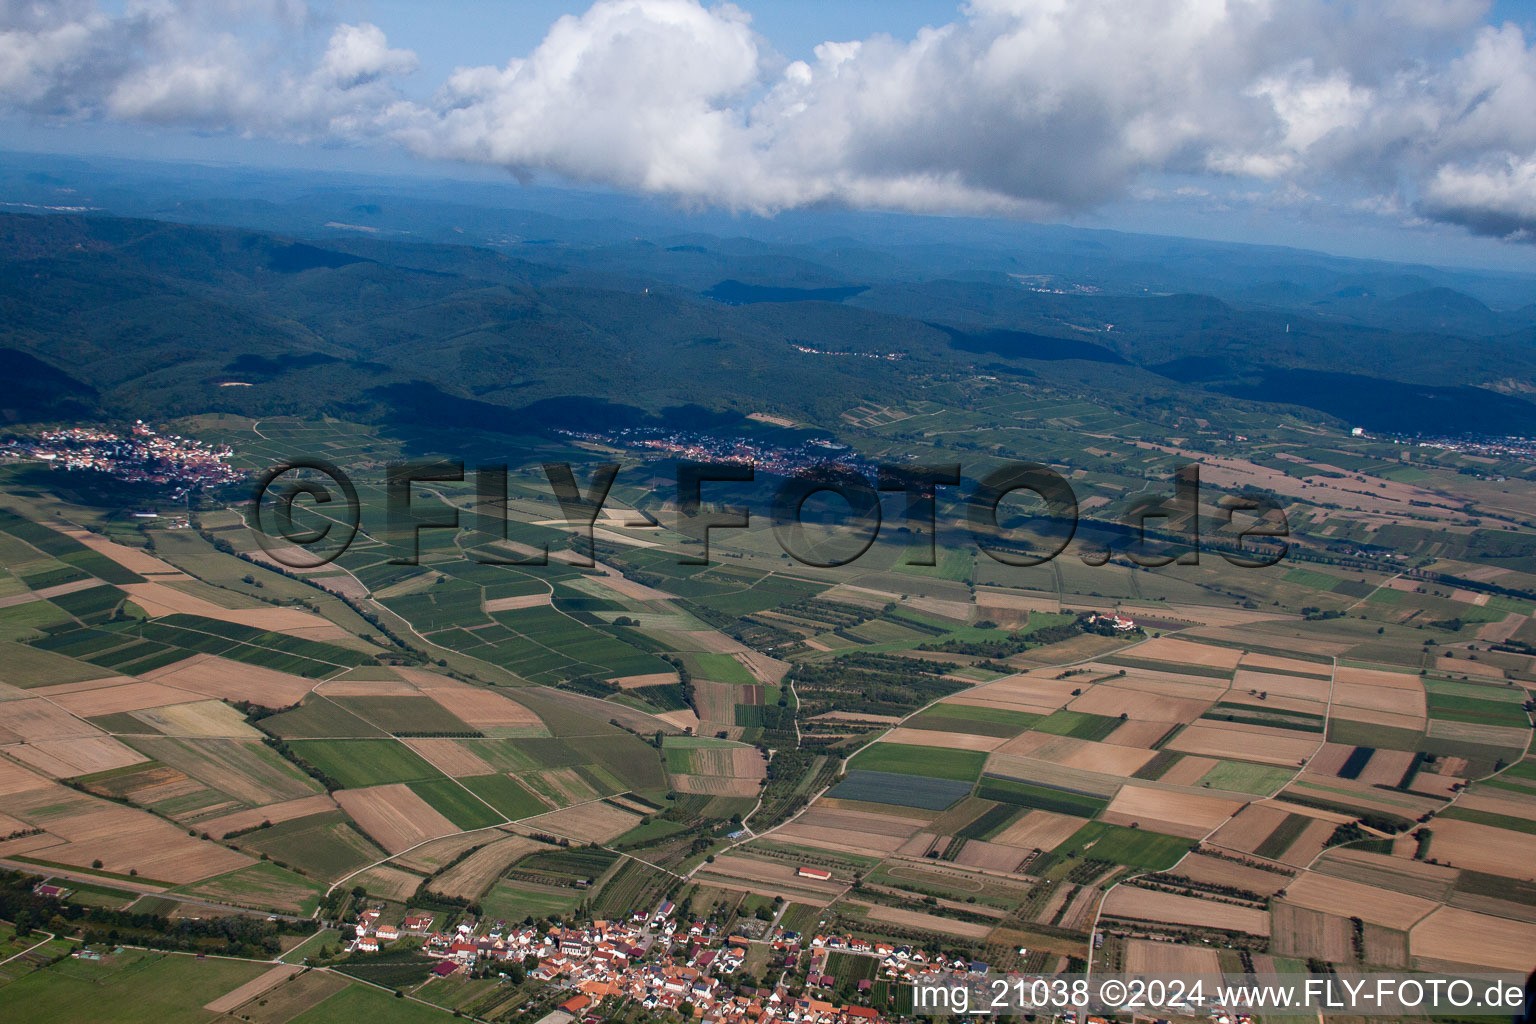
995, 732, 1157, 776
1208, 803, 1293, 855
350, 864, 425, 901
1334, 680, 1427, 715
775, 815, 915, 857
1129, 636, 1245, 669
334, 783, 459, 853
1066, 684, 1214, 723
131, 700, 259, 738
1123, 939, 1221, 975
42, 679, 190, 716
1410, 906, 1536, 970
952, 673, 1083, 713
430, 833, 543, 899
990, 809, 1088, 851
7, 776, 253, 881
1156, 755, 1221, 786
519, 801, 641, 843
1232, 669, 1332, 701
6, 735, 146, 777
1280, 871, 1438, 930
394, 831, 491, 874
1102, 886, 1270, 935
859, 902, 994, 939
1166, 722, 1319, 766
879, 726, 1009, 752
1421, 817, 1536, 879
1175, 852, 1293, 895
1312, 848, 1458, 901
951, 840, 1025, 872
143, 655, 315, 707
401, 737, 494, 777
1103, 719, 1174, 747
202, 964, 303, 1014
1099, 786, 1246, 839
0, 697, 101, 739
129, 736, 321, 806
197, 794, 338, 838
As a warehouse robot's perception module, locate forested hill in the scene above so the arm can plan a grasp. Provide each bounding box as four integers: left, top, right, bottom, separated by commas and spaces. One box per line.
3, 209, 1536, 436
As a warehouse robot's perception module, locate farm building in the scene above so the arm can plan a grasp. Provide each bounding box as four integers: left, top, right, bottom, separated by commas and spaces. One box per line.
796, 867, 832, 881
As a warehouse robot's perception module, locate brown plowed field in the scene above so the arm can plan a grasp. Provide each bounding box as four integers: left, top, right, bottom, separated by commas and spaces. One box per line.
1270, 901, 1354, 960
1103, 886, 1269, 934
334, 784, 459, 854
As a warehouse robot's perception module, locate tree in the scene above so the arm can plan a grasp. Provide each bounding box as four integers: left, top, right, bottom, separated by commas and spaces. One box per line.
13, 910, 32, 938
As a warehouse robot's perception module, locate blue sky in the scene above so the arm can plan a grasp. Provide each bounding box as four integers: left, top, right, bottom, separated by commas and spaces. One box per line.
7, 1, 1536, 271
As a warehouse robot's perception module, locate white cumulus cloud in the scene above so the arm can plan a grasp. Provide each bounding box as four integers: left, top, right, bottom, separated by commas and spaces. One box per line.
3, 0, 1536, 239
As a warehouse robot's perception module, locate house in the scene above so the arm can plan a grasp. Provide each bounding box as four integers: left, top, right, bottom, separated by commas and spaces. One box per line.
376, 924, 400, 942
403, 914, 434, 933
355, 936, 378, 953
559, 994, 591, 1015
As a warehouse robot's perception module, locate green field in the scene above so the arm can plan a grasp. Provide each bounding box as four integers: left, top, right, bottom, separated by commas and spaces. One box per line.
682, 652, 757, 685
259, 698, 387, 739
904, 702, 1042, 738
1196, 760, 1294, 795
460, 773, 549, 820
175, 861, 325, 915
332, 696, 476, 734
479, 878, 584, 921
975, 776, 1108, 817
288, 980, 458, 1023
1029, 709, 1123, 741
846, 742, 986, 782
407, 778, 505, 829
287, 739, 446, 789
235, 811, 384, 879
1034, 821, 1194, 872
0, 950, 269, 1024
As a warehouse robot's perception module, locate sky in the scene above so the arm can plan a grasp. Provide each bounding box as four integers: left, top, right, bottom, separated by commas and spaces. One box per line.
5, 1, 1536, 270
